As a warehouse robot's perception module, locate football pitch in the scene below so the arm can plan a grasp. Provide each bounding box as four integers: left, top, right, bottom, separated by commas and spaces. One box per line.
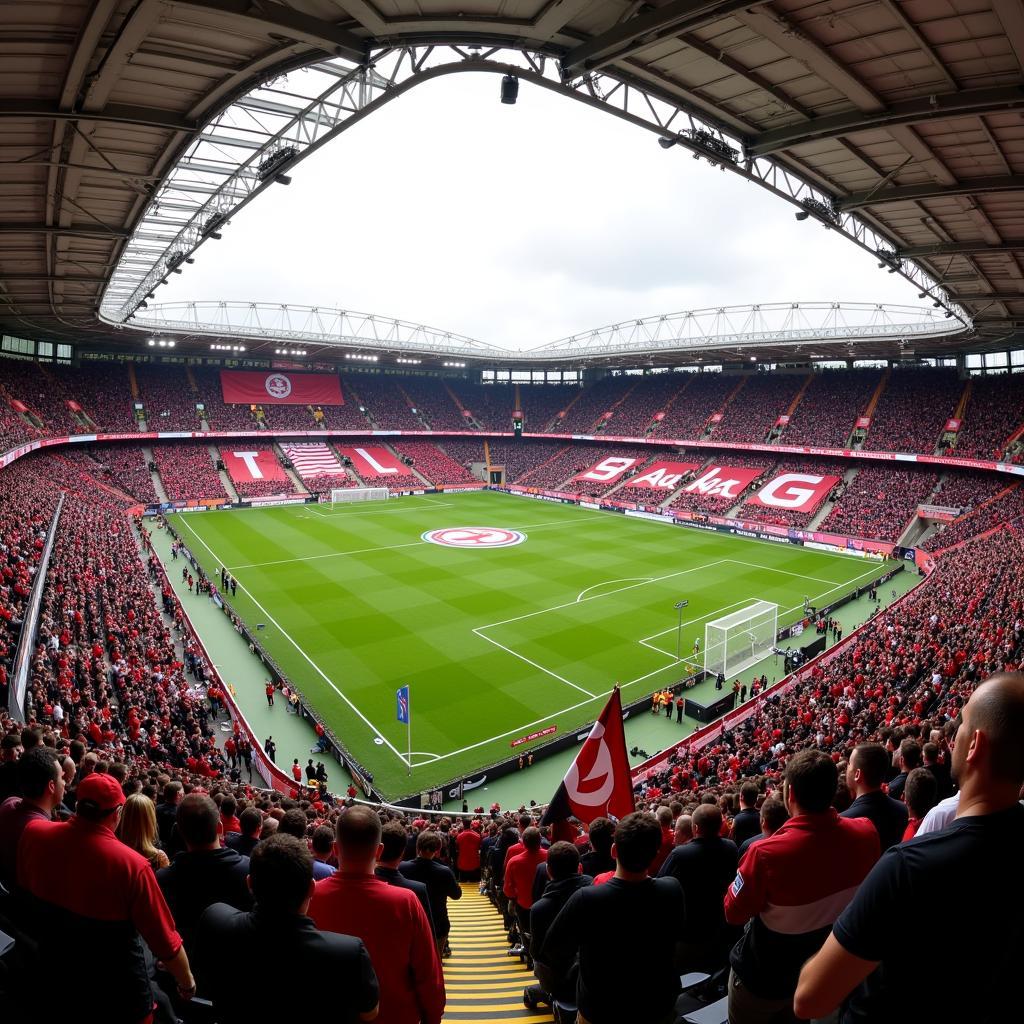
168, 490, 891, 796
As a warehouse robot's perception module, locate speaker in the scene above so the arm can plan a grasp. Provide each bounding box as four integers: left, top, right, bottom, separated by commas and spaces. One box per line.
500, 74, 519, 104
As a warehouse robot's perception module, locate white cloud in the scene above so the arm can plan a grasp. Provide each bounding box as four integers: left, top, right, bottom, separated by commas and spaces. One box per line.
162, 73, 919, 349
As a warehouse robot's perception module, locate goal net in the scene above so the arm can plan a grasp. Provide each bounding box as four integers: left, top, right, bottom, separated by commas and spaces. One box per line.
704, 601, 779, 681
328, 487, 389, 504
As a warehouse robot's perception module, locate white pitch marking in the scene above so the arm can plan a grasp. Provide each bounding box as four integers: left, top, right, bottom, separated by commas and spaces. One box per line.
173, 514, 410, 767
471, 628, 596, 699
306, 500, 455, 518
576, 578, 654, 603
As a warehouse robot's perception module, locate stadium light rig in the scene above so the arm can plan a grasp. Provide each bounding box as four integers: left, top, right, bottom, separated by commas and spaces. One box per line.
345, 353, 378, 362
443, 361, 466, 368
795, 197, 839, 227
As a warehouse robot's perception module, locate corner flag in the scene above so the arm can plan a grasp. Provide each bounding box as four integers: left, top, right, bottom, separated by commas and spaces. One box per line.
541, 687, 634, 827
396, 685, 410, 724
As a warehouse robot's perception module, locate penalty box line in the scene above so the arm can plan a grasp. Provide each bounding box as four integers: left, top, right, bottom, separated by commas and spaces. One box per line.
172, 514, 411, 768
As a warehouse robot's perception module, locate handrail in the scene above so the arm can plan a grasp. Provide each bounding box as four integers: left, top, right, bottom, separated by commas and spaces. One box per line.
8, 493, 65, 718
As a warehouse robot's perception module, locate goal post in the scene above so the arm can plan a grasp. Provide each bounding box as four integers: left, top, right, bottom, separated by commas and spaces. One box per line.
327, 486, 389, 504
704, 601, 779, 681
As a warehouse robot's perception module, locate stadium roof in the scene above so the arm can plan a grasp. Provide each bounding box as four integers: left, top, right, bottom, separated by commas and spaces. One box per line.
2, 1, 1022, 363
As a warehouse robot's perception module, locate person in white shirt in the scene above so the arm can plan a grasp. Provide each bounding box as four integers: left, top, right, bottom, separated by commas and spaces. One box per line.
915, 792, 959, 835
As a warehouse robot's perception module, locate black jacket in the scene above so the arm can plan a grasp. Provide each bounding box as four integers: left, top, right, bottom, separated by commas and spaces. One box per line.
841, 790, 909, 851
530, 873, 593, 980
194, 903, 378, 1023
399, 856, 461, 937
157, 847, 252, 950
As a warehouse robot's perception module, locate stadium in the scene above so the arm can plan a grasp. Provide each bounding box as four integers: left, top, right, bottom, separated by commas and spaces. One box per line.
1, 3, 1022, 1023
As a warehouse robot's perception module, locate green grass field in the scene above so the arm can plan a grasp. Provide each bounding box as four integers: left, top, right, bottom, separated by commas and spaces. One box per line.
168, 490, 890, 797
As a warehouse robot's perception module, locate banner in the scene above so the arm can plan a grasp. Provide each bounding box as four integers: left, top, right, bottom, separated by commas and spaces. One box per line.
856, 416, 871, 428
682, 465, 764, 501
917, 504, 961, 521
541, 688, 634, 827
626, 460, 700, 490
337, 445, 413, 477
775, 414, 790, 426
574, 455, 640, 483
279, 442, 346, 479
944, 418, 962, 432
748, 472, 841, 512
220, 370, 343, 406
510, 725, 557, 748
221, 448, 288, 482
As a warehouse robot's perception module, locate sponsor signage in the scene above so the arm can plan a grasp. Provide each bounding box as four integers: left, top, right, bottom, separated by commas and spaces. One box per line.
918, 504, 961, 521
220, 369, 344, 406
775, 414, 790, 426
855, 416, 871, 428
626, 460, 700, 490
944, 418, 962, 432
748, 472, 840, 513
682, 464, 764, 500
709, 412, 724, 423
511, 725, 557, 748
574, 455, 640, 483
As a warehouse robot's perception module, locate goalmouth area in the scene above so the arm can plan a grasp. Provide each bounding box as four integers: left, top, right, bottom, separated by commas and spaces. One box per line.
162, 490, 896, 797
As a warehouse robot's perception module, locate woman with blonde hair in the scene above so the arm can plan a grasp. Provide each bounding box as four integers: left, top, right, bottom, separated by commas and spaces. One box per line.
117, 792, 170, 870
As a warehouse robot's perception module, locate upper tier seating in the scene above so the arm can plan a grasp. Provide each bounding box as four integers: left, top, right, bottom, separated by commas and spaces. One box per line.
649, 373, 735, 440
135, 365, 201, 431
547, 375, 636, 435
862, 368, 962, 454
711, 373, 807, 444
921, 483, 1024, 551
401, 378, 466, 431
952, 373, 1024, 459
781, 369, 882, 447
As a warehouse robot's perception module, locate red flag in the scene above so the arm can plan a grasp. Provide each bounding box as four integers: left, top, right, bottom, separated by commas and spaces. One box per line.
541, 688, 634, 827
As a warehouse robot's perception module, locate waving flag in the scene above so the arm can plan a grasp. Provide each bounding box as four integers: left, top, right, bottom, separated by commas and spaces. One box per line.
541, 688, 634, 827
396, 685, 410, 725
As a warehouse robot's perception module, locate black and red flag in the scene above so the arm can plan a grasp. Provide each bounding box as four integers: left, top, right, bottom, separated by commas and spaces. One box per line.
541, 687, 635, 827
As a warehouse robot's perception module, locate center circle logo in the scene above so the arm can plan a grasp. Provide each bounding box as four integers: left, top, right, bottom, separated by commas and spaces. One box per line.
264, 373, 292, 399
422, 527, 526, 548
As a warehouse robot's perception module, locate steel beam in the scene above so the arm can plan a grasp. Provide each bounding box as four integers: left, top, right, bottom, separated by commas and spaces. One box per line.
899, 240, 1024, 257
0, 99, 196, 132
748, 86, 1024, 156
0, 224, 129, 238
838, 174, 1024, 210
561, 0, 767, 74
169, 0, 367, 62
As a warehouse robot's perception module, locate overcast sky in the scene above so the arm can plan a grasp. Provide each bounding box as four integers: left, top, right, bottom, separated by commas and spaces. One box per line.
162, 73, 919, 350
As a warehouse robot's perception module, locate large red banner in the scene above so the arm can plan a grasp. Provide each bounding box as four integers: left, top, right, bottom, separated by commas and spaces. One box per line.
626, 460, 700, 489
748, 472, 840, 512
220, 370, 343, 406
221, 447, 288, 482
682, 465, 764, 501
573, 455, 640, 483
337, 445, 413, 477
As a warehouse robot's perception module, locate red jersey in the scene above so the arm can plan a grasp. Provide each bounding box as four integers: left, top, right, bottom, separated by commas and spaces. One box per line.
455, 828, 482, 871
503, 847, 548, 910
309, 871, 444, 1024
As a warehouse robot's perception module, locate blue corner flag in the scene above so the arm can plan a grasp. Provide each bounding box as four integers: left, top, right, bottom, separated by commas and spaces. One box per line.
396, 685, 410, 724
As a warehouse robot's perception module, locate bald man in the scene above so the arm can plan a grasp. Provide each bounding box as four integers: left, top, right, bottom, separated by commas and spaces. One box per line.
795, 672, 1024, 1023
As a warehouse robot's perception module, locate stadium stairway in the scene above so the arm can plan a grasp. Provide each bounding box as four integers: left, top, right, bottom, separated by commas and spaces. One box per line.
443, 884, 553, 1023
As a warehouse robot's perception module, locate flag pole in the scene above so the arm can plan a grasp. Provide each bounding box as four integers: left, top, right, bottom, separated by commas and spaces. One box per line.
406, 685, 412, 777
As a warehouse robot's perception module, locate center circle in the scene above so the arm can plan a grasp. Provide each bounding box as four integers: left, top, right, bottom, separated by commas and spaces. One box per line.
421, 527, 527, 548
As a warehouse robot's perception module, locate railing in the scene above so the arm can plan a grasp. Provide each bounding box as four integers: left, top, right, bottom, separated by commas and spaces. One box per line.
8, 493, 65, 719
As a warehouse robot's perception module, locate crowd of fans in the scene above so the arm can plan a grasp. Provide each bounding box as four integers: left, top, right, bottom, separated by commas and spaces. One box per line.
400, 379, 466, 431
818, 467, 937, 541
649, 373, 735, 440
927, 470, 1007, 512
952, 372, 1024, 459
437, 439, 486, 473
79, 445, 159, 504
781, 369, 882, 446
548, 376, 635, 435
0, 426, 1022, 1023
711, 373, 806, 444
136, 366, 203, 432
390, 442, 477, 485
735, 459, 846, 529
153, 445, 227, 501
861, 368, 962, 454
486, 440, 571, 485
348, 376, 424, 431
921, 482, 1024, 552
0, 360, 86, 437
449, 381, 515, 431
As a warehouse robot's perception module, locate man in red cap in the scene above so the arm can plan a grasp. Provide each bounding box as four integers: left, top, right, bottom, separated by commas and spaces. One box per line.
17, 772, 196, 1022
